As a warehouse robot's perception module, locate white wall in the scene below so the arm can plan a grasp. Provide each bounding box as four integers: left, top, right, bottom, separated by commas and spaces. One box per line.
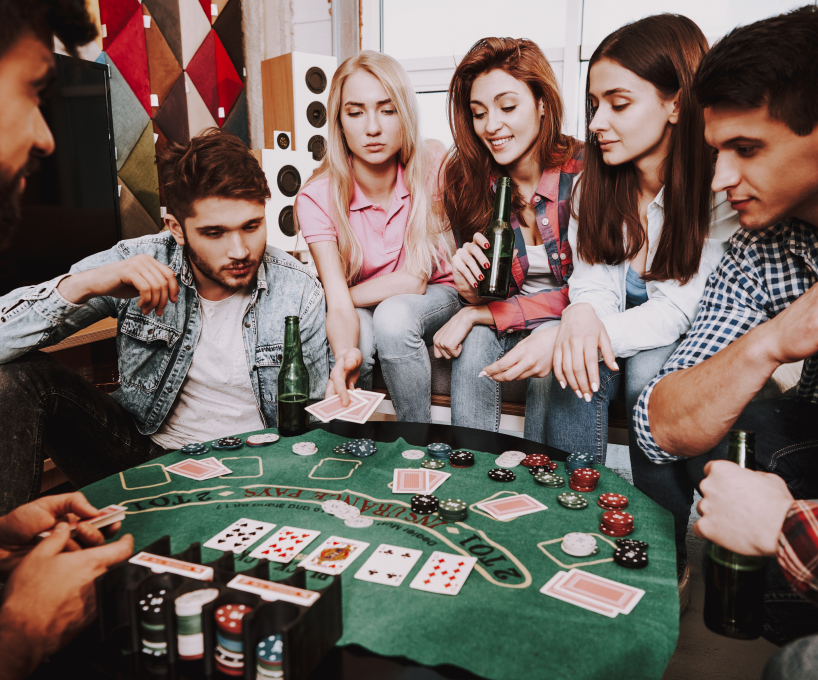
293, 0, 333, 55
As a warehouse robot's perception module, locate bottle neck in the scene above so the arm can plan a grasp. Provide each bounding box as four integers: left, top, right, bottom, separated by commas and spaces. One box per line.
282, 321, 304, 365
727, 431, 756, 470
492, 180, 512, 224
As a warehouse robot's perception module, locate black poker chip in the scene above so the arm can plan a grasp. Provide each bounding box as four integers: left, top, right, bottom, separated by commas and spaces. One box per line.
488, 468, 516, 482
449, 450, 475, 468
615, 539, 649, 550
410, 494, 439, 514
528, 465, 549, 475
613, 546, 648, 569
212, 437, 243, 450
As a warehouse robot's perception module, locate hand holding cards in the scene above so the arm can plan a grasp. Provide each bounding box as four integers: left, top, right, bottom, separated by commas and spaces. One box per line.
305, 389, 385, 424
38, 503, 127, 539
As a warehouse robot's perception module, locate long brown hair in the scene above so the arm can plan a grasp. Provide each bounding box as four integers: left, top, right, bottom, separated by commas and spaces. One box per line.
576, 14, 712, 284
443, 38, 580, 243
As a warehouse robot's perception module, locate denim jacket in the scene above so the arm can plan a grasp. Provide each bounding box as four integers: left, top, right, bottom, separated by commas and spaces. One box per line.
0, 232, 330, 435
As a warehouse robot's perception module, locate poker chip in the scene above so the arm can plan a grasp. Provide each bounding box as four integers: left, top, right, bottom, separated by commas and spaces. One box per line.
411, 494, 439, 514
215, 604, 251, 635
347, 439, 377, 458
521, 454, 550, 468
321, 500, 346, 515
616, 538, 648, 550
333, 445, 349, 455
427, 443, 452, 459
421, 459, 446, 469
534, 472, 565, 488
175, 588, 218, 660
566, 452, 595, 475
449, 450, 475, 468
344, 516, 374, 528
180, 443, 209, 455
527, 465, 549, 475
561, 532, 599, 557
614, 546, 648, 569
488, 468, 516, 482
402, 449, 425, 460
600, 509, 635, 537
246, 433, 280, 447
212, 437, 244, 450
292, 441, 318, 456
257, 635, 283, 675
544, 461, 559, 472
334, 504, 360, 520
599, 493, 629, 510
557, 492, 588, 510
495, 450, 526, 468
437, 498, 468, 522
570, 467, 601, 493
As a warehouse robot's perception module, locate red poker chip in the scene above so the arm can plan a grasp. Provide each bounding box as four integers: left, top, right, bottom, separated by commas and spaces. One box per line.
215, 603, 251, 635
600, 523, 634, 537
521, 454, 550, 468
569, 482, 597, 492
598, 493, 628, 509
602, 510, 634, 526
572, 468, 600, 480
545, 462, 559, 472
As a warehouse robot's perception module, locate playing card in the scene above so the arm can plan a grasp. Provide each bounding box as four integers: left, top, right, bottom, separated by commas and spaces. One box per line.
540, 571, 619, 617
304, 392, 366, 423
409, 551, 477, 596
226, 574, 321, 605
38, 504, 127, 539
393, 468, 429, 494
298, 536, 370, 575
203, 518, 277, 554
248, 526, 321, 563
424, 469, 451, 493
165, 457, 232, 481
354, 544, 423, 587
476, 494, 548, 521
129, 552, 214, 581
335, 389, 386, 424
558, 569, 645, 614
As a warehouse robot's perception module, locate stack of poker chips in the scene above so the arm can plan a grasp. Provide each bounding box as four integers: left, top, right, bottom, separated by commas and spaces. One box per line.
557, 492, 589, 510
449, 450, 475, 468
600, 510, 635, 537
533, 471, 565, 488
521, 454, 550, 469
246, 433, 280, 447
255, 634, 284, 679
139, 589, 168, 657
180, 442, 209, 455
566, 452, 595, 475
613, 539, 649, 569
215, 603, 252, 676
175, 588, 220, 661
560, 532, 599, 557
292, 441, 318, 456
569, 468, 601, 492
598, 492, 629, 511
213, 436, 244, 450
495, 450, 526, 468
488, 468, 516, 482
427, 443, 452, 460
411, 494, 439, 514
437, 498, 468, 522
346, 439, 377, 458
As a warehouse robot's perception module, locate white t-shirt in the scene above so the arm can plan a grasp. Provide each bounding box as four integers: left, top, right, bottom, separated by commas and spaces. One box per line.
151, 290, 264, 450
520, 243, 559, 295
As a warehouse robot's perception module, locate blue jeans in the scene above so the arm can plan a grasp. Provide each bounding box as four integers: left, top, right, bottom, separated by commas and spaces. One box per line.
764, 633, 818, 679
546, 341, 680, 465
449, 320, 559, 443
355, 284, 458, 423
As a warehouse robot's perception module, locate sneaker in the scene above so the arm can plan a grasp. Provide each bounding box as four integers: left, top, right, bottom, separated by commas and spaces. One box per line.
678, 555, 690, 613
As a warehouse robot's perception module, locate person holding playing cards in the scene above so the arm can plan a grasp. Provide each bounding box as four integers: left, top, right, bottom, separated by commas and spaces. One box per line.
432, 37, 582, 442
295, 51, 458, 423
0, 490, 133, 680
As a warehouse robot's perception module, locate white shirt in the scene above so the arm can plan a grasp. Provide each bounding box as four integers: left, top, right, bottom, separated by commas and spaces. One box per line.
520, 243, 559, 295
151, 290, 264, 449
567, 184, 741, 359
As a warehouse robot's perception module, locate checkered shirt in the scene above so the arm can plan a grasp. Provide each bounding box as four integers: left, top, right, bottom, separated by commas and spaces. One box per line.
634, 218, 818, 462
779, 500, 818, 604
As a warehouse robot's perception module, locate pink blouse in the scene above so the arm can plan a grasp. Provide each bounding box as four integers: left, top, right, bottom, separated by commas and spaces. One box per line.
295, 148, 455, 288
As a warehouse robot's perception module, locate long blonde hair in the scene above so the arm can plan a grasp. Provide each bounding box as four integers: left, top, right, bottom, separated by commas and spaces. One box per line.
296, 51, 450, 285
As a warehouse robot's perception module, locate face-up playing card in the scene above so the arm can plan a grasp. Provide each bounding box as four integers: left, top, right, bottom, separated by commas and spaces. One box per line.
354, 544, 423, 587
335, 389, 386, 424
409, 551, 477, 596
298, 536, 370, 575
165, 457, 232, 481
304, 392, 366, 423
540, 572, 619, 618
557, 569, 645, 614
393, 468, 429, 494
248, 526, 321, 563
476, 494, 548, 521
203, 518, 277, 554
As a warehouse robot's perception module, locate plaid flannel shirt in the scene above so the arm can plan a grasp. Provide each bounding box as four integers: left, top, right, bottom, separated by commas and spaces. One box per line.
459, 148, 583, 335
634, 218, 818, 462
778, 500, 818, 604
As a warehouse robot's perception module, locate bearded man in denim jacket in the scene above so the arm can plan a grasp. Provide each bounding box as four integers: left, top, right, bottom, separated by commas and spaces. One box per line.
0, 129, 329, 514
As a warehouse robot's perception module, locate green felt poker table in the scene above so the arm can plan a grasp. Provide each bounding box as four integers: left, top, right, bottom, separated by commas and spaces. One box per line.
79, 422, 679, 680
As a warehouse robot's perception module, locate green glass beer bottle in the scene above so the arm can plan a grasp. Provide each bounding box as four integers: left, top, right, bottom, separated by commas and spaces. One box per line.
477, 176, 514, 301
702, 430, 765, 639
276, 316, 310, 437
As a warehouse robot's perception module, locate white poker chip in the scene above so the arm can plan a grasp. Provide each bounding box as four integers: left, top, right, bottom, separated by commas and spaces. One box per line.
292, 442, 318, 455
402, 449, 425, 460
175, 588, 220, 617
561, 532, 598, 557
247, 433, 280, 445
344, 516, 373, 528
495, 457, 521, 469
335, 504, 360, 519
321, 500, 346, 515
500, 450, 527, 460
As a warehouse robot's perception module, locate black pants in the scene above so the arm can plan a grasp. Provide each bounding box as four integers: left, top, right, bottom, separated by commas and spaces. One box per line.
0, 352, 165, 515
630, 396, 818, 645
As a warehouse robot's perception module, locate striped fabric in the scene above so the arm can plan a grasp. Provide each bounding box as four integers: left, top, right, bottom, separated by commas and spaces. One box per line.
778, 500, 818, 604
634, 218, 818, 462
466, 148, 583, 335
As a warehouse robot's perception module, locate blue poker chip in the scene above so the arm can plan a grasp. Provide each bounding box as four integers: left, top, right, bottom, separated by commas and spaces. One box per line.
427, 443, 451, 452
180, 443, 209, 455
346, 439, 377, 457
256, 634, 283, 662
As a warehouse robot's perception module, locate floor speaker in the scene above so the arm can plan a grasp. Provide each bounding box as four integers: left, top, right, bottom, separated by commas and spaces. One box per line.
261, 52, 337, 161
251, 148, 319, 252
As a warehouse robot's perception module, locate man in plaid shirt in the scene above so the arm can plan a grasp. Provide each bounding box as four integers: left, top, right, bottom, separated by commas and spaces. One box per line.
632, 6, 818, 656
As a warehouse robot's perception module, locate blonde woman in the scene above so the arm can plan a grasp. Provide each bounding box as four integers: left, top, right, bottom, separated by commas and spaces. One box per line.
295, 51, 457, 423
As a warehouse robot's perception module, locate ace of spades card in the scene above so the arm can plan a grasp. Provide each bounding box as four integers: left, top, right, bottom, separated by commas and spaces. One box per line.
203, 518, 277, 554
248, 526, 322, 563
353, 543, 423, 587
409, 551, 478, 596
